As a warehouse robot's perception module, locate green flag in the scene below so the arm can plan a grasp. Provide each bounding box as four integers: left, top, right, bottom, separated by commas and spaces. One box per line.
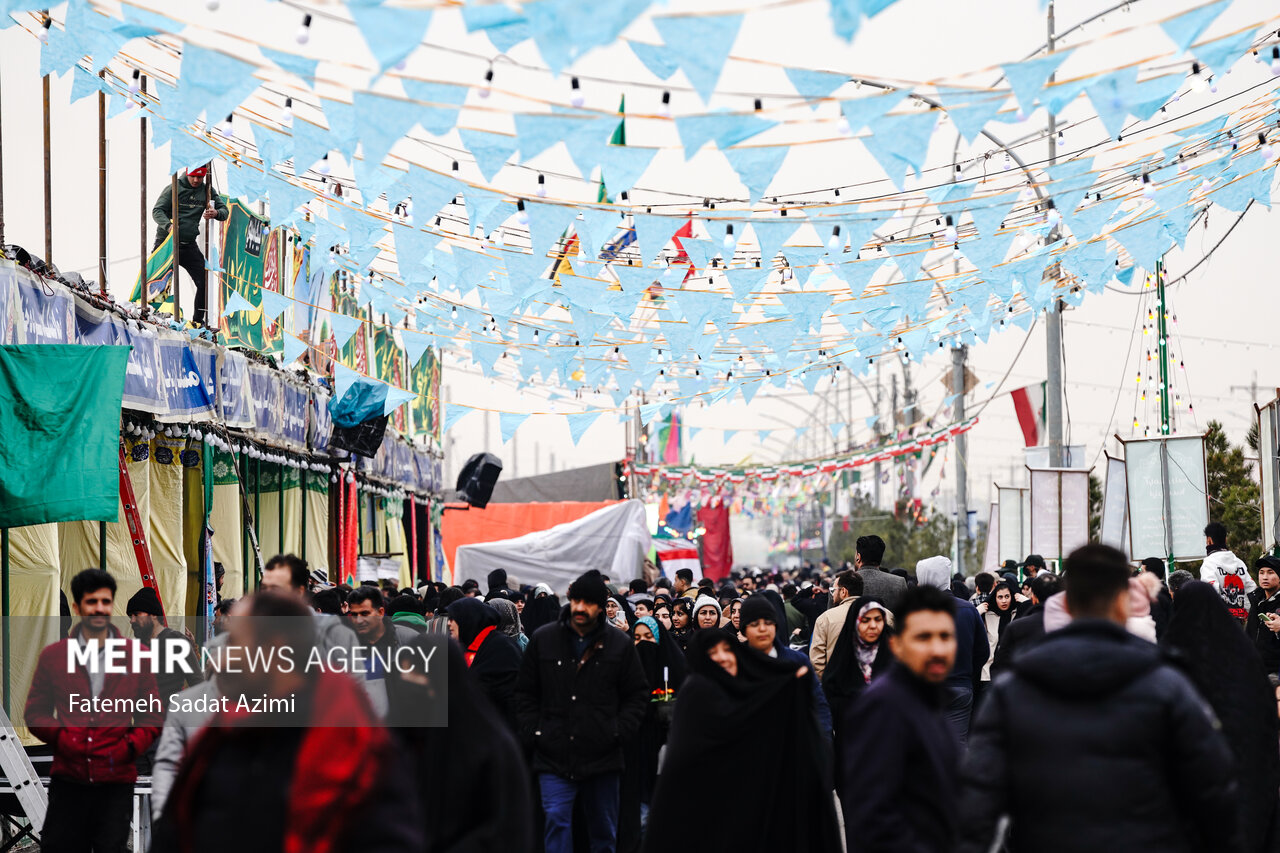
130, 232, 175, 309
0, 345, 131, 527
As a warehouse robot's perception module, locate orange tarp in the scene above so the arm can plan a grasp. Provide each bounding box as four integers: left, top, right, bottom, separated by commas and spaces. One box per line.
442, 501, 619, 582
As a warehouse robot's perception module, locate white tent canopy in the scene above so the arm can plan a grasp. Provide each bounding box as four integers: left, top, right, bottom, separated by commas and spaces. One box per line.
453, 500, 650, 593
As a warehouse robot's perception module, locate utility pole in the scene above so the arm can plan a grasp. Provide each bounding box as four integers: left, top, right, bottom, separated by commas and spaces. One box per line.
953, 346, 969, 574
890, 373, 899, 505
1045, 0, 1066, 467
874, 360, 883, 510
1156, 260, 1171, 436
903, 361, 916, 502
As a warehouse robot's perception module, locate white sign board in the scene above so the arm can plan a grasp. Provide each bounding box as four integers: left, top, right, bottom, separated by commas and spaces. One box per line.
1100, 454, 1130, 555
1029, 468, 1091, 562
1023, 445, 1088, 470
983, 502, 999, 571
996, 485, 1031, 565
1259, 397, 1280, 553
1123, 435, 1208, 561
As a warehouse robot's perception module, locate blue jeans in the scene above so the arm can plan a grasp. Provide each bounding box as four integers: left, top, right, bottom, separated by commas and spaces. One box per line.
944, 683, 974, 749
539, 772, 621, 853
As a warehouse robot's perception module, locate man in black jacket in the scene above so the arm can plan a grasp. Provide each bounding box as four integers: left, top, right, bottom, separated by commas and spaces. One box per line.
990, 573, 1061, 676
514, 570, 649, 853
838, 586, 960, 853
151, 165, 229, 325
958, 544, 1239, 853
1245, 555, 1280, 674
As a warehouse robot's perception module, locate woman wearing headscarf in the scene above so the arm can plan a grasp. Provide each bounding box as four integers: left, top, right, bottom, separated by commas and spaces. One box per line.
978, 581, 1015, 687
668, 598, 694, 652
644, 629, 841, 853
618, 617, 687, 853
606, 594, 632, 632
1163, 581, 1280, 853
392, 637, 534, 853
521, 583, 560, 635
490, 597, 529, 653
446, 598, 523, 733
822, 598, 892, 728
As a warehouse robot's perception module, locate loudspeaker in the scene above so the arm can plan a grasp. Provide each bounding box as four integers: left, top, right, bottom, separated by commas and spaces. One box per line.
456, 452, 503, 509
329, 415, 389, 459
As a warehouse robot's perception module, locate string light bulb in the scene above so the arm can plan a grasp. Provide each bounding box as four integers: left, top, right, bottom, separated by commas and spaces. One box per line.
218, 113, 235, 138
723, 224, 736, 250
129, 69, 141, 96
942, 215, 957, 243
570, 77, 584, 108
1141, 172, 1156, 199
828, 224, 843, 251
536, 173, 547, 198
281, 97, 293, 124
296, 13, 312, 44
659, 91, 671, 118
517, 199, 529, 225
1188, 62, 1207, 93
479, 67, 493, 99
1272, 47, 1280, 76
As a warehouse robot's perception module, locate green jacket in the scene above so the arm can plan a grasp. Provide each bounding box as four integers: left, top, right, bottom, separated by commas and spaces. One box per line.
152, 177, 228, 245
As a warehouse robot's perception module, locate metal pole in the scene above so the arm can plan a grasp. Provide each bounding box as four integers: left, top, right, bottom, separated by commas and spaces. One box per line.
278, 462, 285, 554
1045, 1, 1065, 468
170, 173, 180, 322
300, 466, 308, 565
952, 345, 969, 574
1156, 260, 1171, 435
98, 72, 107, 295
99, 520, 107, 571
874, 360, 882, 510
0, 63, 6, 248
240, 452, 249, 596
139, 76, 147, 301
43, 67, 53, 265
254, 456, 261, 583
2, 527, 9, 716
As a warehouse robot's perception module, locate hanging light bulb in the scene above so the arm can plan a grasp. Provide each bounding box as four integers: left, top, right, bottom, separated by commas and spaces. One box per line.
318, 154, 330, 176
942, 215, 957, 243
536, 173, 547, 198
658, 90, 671, 118
281, 97, 293, 125
1188, 62, 1207, 93
1272, 47, 1280, 76
295, 13, 312, 45
218, 113, 235, 138
479, 67, 493, 99
517, 199, 529, 225
723, 223, 736, 250
828, 224, 843, 252
37, 16, 49, 43
129, 69, 141, 96
1046, 203, 1061, 227
837, 116, 851, 135
1261, 132, 1275, 161
570, 77, 584, 108
1141, 172, 1156, 199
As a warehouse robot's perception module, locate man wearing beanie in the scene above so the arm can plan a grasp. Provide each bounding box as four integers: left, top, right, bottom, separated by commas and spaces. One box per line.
127, 586, 203, 703
515, 570, 649, 853
740, 595, 832, 735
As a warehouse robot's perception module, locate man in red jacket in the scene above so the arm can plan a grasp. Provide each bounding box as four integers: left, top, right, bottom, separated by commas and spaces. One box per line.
25, 568, 163, 852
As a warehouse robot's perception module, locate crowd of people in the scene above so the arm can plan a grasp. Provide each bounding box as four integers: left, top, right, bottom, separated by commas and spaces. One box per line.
21, 519, 1280, 852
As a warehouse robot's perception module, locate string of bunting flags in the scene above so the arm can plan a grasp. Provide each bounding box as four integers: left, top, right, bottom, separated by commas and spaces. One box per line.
626, 416, 977, 490
7, 0, 1280, 433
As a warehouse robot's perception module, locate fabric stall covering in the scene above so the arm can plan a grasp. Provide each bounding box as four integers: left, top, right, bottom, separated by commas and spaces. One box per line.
488, 462, 622, 503
182, 461, 206, 629
149, 437, 189, 633
696, 501, 734, 582
303, 477, 330, 578
4, 523, 62, 744
442, 500, 619, 570
57, 437, 152, 636
381, 497, 411, 589
208, 451, 246, 599
453, 499, 649, 593
254, 463, 302, 561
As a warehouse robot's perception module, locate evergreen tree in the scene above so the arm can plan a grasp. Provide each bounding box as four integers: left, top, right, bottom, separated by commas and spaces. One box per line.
1204, 420, 1263, 569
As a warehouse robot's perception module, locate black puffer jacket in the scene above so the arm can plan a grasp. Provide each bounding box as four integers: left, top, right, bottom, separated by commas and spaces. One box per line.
957, 620, 1239, 853
1245, 588, 1280, 674
514, 615, 649, 780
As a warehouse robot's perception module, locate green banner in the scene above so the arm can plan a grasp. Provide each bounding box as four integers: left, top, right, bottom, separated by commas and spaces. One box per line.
220, 199, 269, 351
372, 325, 408, 433
129, 232, 175, 310
410, 347, 441, 442
0, 346, 131, 526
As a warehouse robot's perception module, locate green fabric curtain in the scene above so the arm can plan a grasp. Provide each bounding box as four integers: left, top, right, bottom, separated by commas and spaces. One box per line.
0, 345, 131, 527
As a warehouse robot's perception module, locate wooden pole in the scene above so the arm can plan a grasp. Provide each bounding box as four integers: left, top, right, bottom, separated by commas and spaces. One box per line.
300, 466, 308, 565
170, 172, 180, 321
0, 63, 6, 248
99, 520, 107, 571
43, 68, 52, 265
2, 527, 9, 716
139, 75, 147, 301
240, 452, 249, 596
98, 72, 107, 295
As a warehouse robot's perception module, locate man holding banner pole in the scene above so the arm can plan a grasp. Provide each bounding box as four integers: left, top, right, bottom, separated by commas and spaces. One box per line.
150, 164, 228, 326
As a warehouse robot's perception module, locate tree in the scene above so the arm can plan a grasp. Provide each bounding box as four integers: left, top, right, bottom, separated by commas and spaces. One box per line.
1204, 420, 1263, 569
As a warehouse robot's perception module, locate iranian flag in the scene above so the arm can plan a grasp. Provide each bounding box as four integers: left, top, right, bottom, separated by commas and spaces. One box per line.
1011, 382, 1047, 447
653, 538, 702, 582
